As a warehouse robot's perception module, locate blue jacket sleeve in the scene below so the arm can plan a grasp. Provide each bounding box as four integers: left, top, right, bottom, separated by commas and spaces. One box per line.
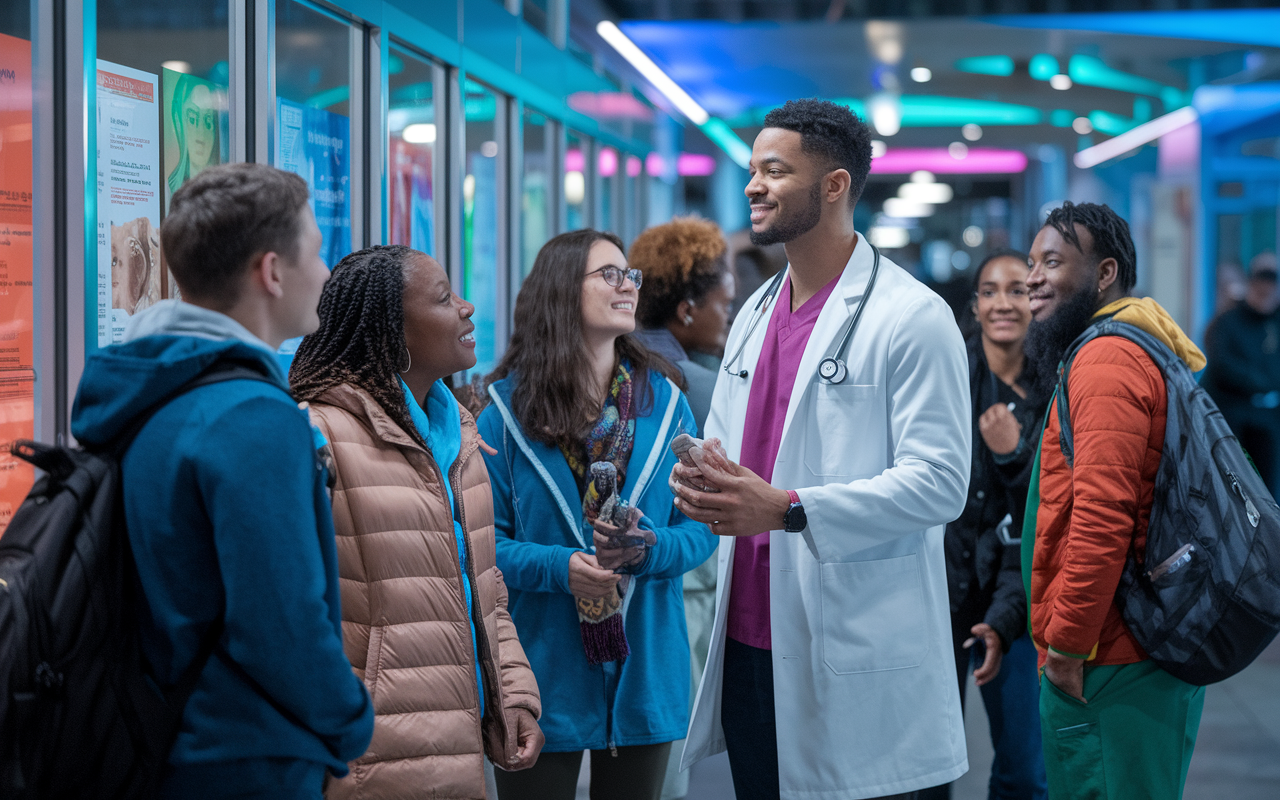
636, 400, 718, 581
478, 405, 577, 596
198, 394, 373, 765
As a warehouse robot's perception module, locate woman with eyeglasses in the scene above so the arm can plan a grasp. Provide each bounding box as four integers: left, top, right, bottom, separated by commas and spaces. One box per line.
478, 229, 718, 800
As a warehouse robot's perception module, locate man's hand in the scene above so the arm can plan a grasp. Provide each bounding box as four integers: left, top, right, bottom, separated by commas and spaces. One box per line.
504, 708, 544, 770
567, 552, 621, 598
964, 623, 1004, 687
978, 403, 1022, 456
668, 456, 790, 537
1043, 648, 1086, 703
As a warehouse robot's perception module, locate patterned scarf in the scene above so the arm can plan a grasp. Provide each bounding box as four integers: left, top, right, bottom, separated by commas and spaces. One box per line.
561, 361, 636, 664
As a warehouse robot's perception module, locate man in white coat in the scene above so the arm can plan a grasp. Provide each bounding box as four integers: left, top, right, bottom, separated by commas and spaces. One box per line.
671, 99, 972, 800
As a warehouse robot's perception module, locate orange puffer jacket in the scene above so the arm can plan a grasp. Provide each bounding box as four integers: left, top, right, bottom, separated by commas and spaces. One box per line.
312, 384, 541, 800
1031, 335, 1165, 666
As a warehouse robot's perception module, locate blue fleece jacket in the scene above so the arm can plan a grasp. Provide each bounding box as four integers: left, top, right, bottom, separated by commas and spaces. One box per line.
71, 321, 373, 785
478, 372, 717, 752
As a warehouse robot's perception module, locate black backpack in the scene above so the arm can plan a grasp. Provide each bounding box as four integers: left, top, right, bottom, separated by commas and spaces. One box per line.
0, 362, 271, 798
1057, 320, 1280, 686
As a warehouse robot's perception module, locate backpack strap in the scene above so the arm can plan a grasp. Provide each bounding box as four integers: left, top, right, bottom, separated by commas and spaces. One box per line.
1055, 319, 1182, 468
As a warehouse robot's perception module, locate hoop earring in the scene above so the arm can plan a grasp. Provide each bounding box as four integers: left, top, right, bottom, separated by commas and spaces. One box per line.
399, 346, 412, 374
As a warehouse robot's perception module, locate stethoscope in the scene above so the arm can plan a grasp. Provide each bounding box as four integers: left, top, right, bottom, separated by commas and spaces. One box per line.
723, 243, 881, 385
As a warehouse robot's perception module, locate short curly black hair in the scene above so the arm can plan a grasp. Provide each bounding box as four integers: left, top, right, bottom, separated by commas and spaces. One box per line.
761, 99, 874, 208
1043, 201, 1137, 292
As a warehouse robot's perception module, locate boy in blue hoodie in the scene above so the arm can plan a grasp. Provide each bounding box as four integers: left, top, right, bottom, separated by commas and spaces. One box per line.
71, 163, 373, 799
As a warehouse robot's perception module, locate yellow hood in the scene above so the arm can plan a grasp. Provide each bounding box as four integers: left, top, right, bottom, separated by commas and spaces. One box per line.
1094, 297, 1206, 372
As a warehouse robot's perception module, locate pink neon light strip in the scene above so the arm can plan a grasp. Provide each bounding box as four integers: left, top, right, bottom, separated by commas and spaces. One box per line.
870, 148, 1028, 174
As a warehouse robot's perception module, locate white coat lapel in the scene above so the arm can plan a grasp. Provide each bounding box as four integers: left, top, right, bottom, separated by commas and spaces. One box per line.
777, 235, 877, 449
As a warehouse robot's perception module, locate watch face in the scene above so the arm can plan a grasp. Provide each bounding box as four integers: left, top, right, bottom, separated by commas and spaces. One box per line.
785, 503, 807, 532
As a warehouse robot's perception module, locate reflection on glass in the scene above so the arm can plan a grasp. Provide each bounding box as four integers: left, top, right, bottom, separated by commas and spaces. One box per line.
599, 146, 617, 237
567, 131, 588, 231
522, 109, 552, 277
388, 46, 437, 255
465, 80, 502, 375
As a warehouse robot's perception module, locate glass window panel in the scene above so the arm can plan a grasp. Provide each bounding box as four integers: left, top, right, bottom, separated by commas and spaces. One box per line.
566, 130, 589, 231
522, 109, 552, 277
388, 45, 438, 256
599, 146, 616, 236
275, 0, 352, 270
464, 80, 503, 374
95, 0, 229, 343
0, 5, 34, 532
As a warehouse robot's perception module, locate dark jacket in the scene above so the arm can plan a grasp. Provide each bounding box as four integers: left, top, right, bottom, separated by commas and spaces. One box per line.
1203, 304, 1280, 431
943, 336, 1044, 649
71, 331, 374, 783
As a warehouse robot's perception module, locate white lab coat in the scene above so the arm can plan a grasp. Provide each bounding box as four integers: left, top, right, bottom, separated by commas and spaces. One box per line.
681, 237, 972, 799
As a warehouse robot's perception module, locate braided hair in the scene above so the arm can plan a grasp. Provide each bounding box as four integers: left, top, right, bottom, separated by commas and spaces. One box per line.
289, 244, 426, 449
1043, 201, 1137, 292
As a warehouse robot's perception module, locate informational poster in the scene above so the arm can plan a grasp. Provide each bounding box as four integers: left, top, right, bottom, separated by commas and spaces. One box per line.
96, 60, 162, 347
275, 98, 351, 269
389, 136, 434, 254
0, 32, 35, 535
162, 67, 228, 213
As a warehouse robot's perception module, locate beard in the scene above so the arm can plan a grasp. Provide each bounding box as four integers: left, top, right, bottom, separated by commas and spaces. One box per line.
1024, 283, 1100, 400
750, 182, 822, 246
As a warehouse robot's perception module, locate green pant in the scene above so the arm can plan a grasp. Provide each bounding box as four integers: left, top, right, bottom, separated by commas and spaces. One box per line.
1040, 659, 1205, 800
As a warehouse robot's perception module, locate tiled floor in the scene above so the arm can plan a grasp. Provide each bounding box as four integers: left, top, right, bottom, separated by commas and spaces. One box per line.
573, 638, 1280, 799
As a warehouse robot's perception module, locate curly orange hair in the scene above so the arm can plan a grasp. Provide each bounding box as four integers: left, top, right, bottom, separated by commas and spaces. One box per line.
630, 217, 728, 328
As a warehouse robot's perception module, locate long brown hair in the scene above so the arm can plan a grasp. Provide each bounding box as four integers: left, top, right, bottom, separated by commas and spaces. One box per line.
487, 229, 682, 451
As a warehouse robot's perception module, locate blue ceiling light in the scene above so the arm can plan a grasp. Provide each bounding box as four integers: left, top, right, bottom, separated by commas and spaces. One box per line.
1029, 54, 1059, 81
984, 11, 1280, 49
1133, 97, 1152, 124
1068, 55, 1167, 97
1089, 109, 1137, 136
955, 56, 1015, 77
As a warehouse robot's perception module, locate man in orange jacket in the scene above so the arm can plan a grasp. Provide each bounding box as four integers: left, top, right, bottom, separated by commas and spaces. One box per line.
1022, 202, 1206, 800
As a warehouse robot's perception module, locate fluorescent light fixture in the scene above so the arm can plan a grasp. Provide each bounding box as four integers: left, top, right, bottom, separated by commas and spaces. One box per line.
962, 123, 982, 141
899, 181, 954, 204
1074, 106, 1198, 169
869, 226, 912, 249
1029, 54, 1059, 81
699, 118, 752, 168
870, 148, 1029, 174
597, 21, 709, 125
884, 198, 935, 218
1050, 74, 1073, 91
1069, 55, 1165, 98
870, 94, 902, 136
871, 140, 888, 158
955, 56, 1014, 77
911, 170, 935, 183
402, 123, 437, 144
161, 60, 191, 73
565, 171, 586, 205
481, 141, 499, 158
1072, 117, 1093, 135
911, 67, 932, 83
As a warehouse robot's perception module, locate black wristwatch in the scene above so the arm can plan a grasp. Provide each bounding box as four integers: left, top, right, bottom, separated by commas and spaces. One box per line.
783, 490, 807, 532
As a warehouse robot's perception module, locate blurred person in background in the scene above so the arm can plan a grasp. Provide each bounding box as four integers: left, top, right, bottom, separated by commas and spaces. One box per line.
1213, 260, 1246, 317
290, 245, 543, 799
627, 217, 735, 800
1204, 252, 1280, 501
921, 250, 1048, 800
479, 230, 718, 800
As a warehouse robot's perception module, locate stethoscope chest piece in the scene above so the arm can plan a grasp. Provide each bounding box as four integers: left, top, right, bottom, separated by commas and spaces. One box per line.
818, 357, 847, 384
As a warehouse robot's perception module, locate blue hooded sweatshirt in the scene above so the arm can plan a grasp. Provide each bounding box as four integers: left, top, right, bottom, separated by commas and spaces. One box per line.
71, 301, 373, 795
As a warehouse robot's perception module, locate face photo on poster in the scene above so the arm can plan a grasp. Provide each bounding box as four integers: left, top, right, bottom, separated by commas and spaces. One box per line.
162, 67, 228, 212
96, 60, 162, 346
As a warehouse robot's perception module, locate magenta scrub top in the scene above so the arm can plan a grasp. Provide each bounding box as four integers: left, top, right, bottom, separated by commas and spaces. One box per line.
725, 271, 842, 650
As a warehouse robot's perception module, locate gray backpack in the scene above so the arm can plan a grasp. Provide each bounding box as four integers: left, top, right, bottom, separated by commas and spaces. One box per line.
1057, 319, 1280, 685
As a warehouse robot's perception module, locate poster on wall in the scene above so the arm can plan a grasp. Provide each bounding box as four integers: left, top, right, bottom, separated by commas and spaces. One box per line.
96, 60, 162, 347
275, 98, 351, 268
0, 32, 35, 535
389, 137, 434, 255
162, 67, 228, 214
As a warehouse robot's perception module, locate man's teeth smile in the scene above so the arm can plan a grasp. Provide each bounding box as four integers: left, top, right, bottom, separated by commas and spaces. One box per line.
459, 332, 475, 343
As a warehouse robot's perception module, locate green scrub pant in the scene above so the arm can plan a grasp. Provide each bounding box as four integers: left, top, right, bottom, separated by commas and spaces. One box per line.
1040, 659, 1204, 800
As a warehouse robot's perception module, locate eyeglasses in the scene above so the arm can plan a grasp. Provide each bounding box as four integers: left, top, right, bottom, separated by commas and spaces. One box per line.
589, 266, 643, 290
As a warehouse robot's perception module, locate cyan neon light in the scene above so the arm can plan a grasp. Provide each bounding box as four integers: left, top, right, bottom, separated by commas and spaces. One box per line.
955, 56, 1014, 77
699, 118, 752, 168
1050, 109, 1074, 127
306, 86, 349, 109
1069, 55, 1166, 98
1029, 54, 1059, 81
984, 11, 1280, 49
900, 96, 1041, 126
1088, 110, 1137, 136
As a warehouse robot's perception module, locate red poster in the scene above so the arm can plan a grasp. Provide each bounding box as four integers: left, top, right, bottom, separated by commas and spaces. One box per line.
0, 32, 35, 536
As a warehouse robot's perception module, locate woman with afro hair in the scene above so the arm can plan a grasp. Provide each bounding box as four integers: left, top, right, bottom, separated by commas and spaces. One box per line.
630, 217, 735, 434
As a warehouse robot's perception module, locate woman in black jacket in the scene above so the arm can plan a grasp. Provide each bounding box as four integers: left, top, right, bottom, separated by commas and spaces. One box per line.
927, 249, 1048, 800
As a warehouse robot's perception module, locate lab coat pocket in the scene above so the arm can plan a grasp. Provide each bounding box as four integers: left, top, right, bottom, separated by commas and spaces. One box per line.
804, 383, 879, 479
820, 553, 928, 674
